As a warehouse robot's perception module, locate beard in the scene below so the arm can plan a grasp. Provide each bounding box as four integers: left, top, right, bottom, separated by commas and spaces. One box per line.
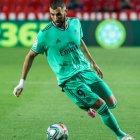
54, 20, 64, 27
54, 15, 66, 28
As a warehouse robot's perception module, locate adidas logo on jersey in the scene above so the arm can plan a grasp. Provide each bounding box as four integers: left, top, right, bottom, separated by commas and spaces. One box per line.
74, 29, 79, 36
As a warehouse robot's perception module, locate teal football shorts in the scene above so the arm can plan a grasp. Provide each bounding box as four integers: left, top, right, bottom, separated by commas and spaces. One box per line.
60, 69, 113, 110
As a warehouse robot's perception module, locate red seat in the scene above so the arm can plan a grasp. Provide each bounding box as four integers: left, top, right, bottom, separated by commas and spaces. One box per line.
1, 0, 140, 18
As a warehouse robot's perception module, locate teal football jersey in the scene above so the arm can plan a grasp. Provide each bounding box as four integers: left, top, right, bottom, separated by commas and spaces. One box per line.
31, 18, 90, 84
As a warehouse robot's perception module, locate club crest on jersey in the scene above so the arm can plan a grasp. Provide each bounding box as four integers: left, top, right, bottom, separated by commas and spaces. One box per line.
56, 39, 61, 44
33, 37, 38, 48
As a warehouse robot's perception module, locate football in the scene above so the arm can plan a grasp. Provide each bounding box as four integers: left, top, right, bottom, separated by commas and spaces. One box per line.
47, 123, 68, 140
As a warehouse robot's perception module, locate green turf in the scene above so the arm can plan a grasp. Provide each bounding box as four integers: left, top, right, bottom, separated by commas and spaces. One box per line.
0, 47, 140, 140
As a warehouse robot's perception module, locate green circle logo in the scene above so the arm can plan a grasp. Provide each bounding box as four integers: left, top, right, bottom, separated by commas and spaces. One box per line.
95, 19, 126, 49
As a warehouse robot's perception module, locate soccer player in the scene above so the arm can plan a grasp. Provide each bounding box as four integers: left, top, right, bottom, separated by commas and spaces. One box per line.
13, 0, 135, 140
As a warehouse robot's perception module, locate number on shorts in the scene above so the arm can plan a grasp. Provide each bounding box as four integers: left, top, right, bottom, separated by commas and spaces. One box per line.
77, 90, 86, 97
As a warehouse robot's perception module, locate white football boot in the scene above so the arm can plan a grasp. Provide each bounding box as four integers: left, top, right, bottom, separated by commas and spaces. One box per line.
121, 135, 135, 140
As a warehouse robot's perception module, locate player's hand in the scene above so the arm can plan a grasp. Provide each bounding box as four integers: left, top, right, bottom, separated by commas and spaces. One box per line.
91, 63, 103, 79
13, 79, 25, 97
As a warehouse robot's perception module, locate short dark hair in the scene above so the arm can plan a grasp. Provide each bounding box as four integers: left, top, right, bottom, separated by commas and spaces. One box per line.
50, 0, 66, 10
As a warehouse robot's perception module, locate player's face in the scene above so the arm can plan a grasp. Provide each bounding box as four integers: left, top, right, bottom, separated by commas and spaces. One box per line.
49, 7, 67, 28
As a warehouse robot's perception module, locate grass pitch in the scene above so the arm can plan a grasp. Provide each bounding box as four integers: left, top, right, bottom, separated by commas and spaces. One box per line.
0, 47, 140, 140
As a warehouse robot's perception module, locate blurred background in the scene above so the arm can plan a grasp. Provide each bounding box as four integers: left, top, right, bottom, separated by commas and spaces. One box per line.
0, 0, 140, 48
0, 1, 140, 140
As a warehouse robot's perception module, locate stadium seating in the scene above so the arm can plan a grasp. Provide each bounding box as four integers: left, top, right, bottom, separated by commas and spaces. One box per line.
1, 0, 140, 13
0, 0, 140, 20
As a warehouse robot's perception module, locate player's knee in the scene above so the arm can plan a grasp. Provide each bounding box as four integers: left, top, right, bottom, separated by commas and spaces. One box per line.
108, 101, 117, 109
105, 96, 117, 109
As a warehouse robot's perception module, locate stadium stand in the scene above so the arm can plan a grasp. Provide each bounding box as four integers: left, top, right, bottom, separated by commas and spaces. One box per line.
0, 0, 140, 20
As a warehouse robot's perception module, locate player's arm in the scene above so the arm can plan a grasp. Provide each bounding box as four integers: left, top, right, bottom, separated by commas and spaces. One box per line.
80, 39, 103, 78
21, 49, 37, 80
13, 49, 38, 97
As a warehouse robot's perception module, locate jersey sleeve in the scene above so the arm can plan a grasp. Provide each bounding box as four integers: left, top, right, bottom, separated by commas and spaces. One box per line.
31, 31, 45, 54
77, 18, 83, 38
